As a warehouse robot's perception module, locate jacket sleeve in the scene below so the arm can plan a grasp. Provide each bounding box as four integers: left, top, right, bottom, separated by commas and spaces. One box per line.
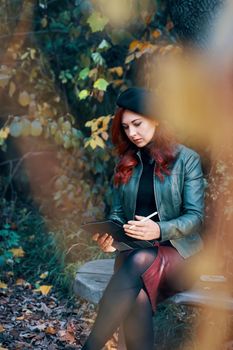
157, 152, 205, 241
108, 185, 127, 225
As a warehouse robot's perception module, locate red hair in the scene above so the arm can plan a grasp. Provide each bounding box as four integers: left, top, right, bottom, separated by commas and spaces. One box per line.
111, 108, 177, 185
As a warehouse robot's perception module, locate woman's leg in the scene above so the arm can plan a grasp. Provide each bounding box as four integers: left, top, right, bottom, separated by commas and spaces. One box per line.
81, 247, 157, 350
122, 288, 154, 350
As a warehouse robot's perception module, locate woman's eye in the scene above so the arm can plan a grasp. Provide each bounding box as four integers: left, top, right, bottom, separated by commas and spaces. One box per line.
134, 123, 141, 127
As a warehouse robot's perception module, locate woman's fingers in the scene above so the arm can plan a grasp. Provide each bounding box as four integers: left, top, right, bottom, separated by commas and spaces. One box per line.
125, 231, 144, 239
124, 221, 145, 228
92, 233, 115, 252
124, 228, 144, 237
124, 224, 144, 233
98, 233, 110, 245
92, 233, 100, 241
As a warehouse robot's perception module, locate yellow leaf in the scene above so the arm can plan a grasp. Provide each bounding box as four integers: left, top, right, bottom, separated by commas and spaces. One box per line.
10, 247, 25, 258
36, 285, 52, 295
0, 324, 5, 332
94, 135, 105, 148
93, 78, 109, 91
9, 81, 16, 97
109, 66, 123, 77
152, 29, 161, 39
40, 271, 49, 279
0, 346, 8, 350
87, 11, 109, 33
0, 282, 7, 289
90, 139, 97, 149
18, 91, 30, 107
0, 127, 9, 139
129, 40, 142, 52
78, 89, 89, 100
84, 139, 90, 148
102, 115, 111, 129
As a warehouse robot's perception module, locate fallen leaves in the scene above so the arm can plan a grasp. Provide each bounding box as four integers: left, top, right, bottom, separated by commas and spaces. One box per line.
39, 272, 49, 280
9, 247, 25, 258
0, 282, 7, 289
0, 280, 105, 349
34, 285, 53, 296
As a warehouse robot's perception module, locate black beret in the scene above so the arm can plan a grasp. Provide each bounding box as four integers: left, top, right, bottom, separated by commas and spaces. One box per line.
116, 87, 155, 118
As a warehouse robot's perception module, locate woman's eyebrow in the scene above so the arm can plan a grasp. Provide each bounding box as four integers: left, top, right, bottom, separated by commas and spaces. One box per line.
122, 118, 141, 125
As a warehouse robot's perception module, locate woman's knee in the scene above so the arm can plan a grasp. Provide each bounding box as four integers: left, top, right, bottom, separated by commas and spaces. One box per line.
135, 289, 151, 307
126, 248, 158, 273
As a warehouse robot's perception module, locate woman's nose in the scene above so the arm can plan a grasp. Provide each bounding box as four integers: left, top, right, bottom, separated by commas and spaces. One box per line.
128, 126, 137, 137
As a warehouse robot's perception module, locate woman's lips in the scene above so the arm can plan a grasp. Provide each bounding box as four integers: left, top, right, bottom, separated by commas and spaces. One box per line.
133, 138, 143, 143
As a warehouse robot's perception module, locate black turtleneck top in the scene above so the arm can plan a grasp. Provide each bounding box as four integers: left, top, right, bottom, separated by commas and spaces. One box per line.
135, 148, 172, 247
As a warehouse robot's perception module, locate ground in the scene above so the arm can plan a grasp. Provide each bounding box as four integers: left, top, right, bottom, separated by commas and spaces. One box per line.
1, 280, 232, 350
0, 280, 117, 350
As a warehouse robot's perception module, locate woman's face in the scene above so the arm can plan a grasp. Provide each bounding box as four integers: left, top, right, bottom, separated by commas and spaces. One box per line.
121, 110, 158, 147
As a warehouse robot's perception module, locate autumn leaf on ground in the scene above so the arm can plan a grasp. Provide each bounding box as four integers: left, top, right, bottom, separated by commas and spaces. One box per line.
0, 282, 7, 289
15, 278, 26, 286
16, 315, 25, 321
45, 326, 57, 335
34, 285, 52, 295
39, 271, 49, 279
10, 247, 25, 258
59, 322, 76, 344
0, 324, 5, 332
152, 29, 162, 39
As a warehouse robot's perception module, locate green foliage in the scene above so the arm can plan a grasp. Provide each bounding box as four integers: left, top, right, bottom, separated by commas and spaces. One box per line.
0, 224, 20, 267
33, 0, 175, 128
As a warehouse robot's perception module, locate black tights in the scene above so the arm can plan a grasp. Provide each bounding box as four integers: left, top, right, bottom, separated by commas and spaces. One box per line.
82, 247, 158, 350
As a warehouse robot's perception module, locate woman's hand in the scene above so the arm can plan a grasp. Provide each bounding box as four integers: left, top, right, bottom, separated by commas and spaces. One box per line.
92, 233, 116, 252
123, 215, 161, 240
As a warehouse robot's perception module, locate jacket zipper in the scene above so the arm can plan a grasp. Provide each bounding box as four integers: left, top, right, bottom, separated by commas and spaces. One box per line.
153, 165, 161, 221
132, 157, 143, 220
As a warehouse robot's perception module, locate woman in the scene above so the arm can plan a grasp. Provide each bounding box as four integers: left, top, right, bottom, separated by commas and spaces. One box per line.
81, 87, 204, 350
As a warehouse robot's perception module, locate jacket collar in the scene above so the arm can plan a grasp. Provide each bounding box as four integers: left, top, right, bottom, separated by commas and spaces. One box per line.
136, 143, 180, 166
136, 149, 154, 165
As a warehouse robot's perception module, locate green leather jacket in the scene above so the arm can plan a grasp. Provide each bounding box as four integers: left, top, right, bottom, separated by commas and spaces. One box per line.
109, 144, 205, 258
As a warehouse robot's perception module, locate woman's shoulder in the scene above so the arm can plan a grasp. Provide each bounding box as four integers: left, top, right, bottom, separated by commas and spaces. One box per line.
174, 143, 201, 161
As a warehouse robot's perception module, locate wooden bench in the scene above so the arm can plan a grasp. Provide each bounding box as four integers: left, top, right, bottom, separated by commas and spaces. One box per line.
74, 259, 233, 349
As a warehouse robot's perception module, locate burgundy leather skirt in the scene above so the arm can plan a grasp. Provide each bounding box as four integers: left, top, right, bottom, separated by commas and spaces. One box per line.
114, 243, 186, 313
